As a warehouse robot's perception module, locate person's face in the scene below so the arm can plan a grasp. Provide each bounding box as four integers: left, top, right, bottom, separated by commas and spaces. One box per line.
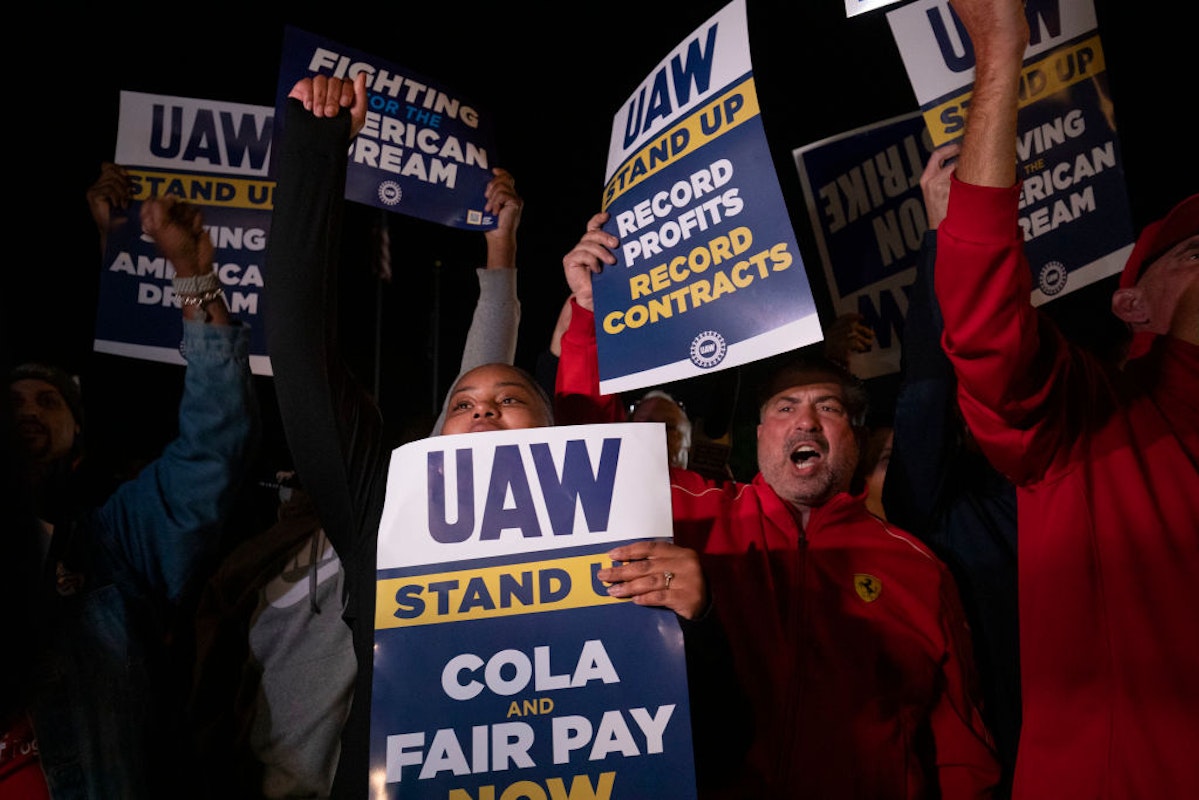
631, 396, 692, 469
757, 381, 859, 511
1136, 234, 1199, 336
10, 378, 79, 464
440, 365, 551, 436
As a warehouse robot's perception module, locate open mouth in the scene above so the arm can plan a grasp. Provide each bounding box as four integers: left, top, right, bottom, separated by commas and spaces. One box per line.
17, 422, 47, 441
790, 445, 822, 467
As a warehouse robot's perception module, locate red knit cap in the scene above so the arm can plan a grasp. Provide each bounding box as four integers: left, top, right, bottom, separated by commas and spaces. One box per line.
1119, 193, 1199, 289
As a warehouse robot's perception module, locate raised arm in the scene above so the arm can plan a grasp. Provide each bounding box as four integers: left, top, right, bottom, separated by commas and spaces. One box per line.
263, 73, 383, 561
97, 196, 259, 601
555, 212, 625, 425
141, 195, 231, 326
883, 143, 961, 530
934, 0, 1084, 483
430, 168, 524, 435
948, 0, 1026, 189
86, 162, 132, 258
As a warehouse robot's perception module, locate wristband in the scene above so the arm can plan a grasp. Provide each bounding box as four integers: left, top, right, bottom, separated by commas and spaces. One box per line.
179, 286, 224, 307
172, 271, 220, 296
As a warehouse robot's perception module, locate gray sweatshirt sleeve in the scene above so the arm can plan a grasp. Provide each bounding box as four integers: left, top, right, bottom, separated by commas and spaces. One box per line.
430, 267, 520, 435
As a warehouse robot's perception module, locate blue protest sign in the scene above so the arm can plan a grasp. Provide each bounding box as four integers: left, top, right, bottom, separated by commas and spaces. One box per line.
887, 0, 1135, 302
95, 91, 275, 375
276, 27, 499, 231
593, 0, 821, 395
369, 423, 697, 798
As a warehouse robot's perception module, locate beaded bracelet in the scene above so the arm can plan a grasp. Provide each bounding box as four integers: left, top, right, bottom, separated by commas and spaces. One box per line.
173, 272, 223, 322
178, 286, 224, 307
172, 271, 220, 297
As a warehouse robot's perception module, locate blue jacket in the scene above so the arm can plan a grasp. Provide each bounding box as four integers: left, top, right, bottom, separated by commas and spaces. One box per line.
29, 320, 259, 799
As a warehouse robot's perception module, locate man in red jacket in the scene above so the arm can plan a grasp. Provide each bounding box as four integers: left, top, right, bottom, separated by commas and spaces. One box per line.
934, 1, 1199, 797
563, 216, 1000, 798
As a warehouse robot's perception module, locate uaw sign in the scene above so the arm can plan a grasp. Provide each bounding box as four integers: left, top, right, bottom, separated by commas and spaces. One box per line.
369, 422, 698, 798
886, 0, 1135, 304
592, 0, 821, 394
96, 91, 275, 374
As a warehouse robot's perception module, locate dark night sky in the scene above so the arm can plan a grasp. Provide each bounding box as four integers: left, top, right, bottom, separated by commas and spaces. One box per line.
9, 0, 1194, 487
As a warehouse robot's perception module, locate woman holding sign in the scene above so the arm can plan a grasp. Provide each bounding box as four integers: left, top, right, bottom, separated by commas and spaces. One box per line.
266, 73, 743, 800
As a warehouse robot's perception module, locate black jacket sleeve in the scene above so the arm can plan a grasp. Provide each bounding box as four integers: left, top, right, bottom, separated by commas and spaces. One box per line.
263, 100, 389, 566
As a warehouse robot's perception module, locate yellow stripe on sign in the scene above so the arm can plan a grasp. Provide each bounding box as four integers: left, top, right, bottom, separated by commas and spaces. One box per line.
603, 77, 761, 211
129, 168, 276, 210
375, 553, 627, 630
924, 35, 1107, 147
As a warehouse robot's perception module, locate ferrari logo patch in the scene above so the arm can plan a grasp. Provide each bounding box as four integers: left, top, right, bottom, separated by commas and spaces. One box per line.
853, 573, 882, 603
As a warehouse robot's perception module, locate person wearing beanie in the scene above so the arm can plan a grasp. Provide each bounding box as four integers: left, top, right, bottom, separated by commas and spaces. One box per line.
9, 364, 87, 501
558, 215, 1001, 795
7, 363, 106, 565
932, 1, 1198, 798
2, 189, 259, 799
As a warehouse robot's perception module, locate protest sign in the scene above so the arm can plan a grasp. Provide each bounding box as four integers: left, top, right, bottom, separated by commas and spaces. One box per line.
370, 422, 697, 798
276, 26, 500, 231
886, 0, 1135, 303
94, 91, 275, 374
793, 112, 935, 378
594, 0, 821, 395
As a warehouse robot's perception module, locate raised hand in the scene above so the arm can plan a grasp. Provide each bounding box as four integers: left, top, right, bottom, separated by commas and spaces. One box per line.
920, 142, 961, 230
140, 196, 212, 278
823, 312, 875, 367
562, 212, 619, 310
483, 167, 523, 269
288, 71, 369, 137
87, 161, 133, 254
141, 196, 229, 324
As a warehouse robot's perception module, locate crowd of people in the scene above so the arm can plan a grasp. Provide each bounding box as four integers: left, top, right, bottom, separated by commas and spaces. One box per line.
5, 0, 1196, 797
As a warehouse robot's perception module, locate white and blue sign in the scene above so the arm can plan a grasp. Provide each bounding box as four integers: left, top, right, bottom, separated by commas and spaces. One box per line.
793, 112, 935, 378
370, 423, 697, 798
593, 0, 821, 395
276, 27, 499, 231
886, 0, 1135, 303
95, 91, 275, 375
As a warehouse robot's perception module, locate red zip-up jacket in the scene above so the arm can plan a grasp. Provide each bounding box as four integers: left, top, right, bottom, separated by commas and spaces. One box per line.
935, 179, 1199, 799
557, 302, 999, 798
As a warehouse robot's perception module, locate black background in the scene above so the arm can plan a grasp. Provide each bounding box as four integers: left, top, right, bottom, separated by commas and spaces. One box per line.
8, 0, 1194, 495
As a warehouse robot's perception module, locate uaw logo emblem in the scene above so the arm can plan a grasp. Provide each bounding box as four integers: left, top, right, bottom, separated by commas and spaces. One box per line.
689, 330, 727, 369
377, 180, 403, 206
1038, 260, 1068, 296
853, 573, 882, 603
